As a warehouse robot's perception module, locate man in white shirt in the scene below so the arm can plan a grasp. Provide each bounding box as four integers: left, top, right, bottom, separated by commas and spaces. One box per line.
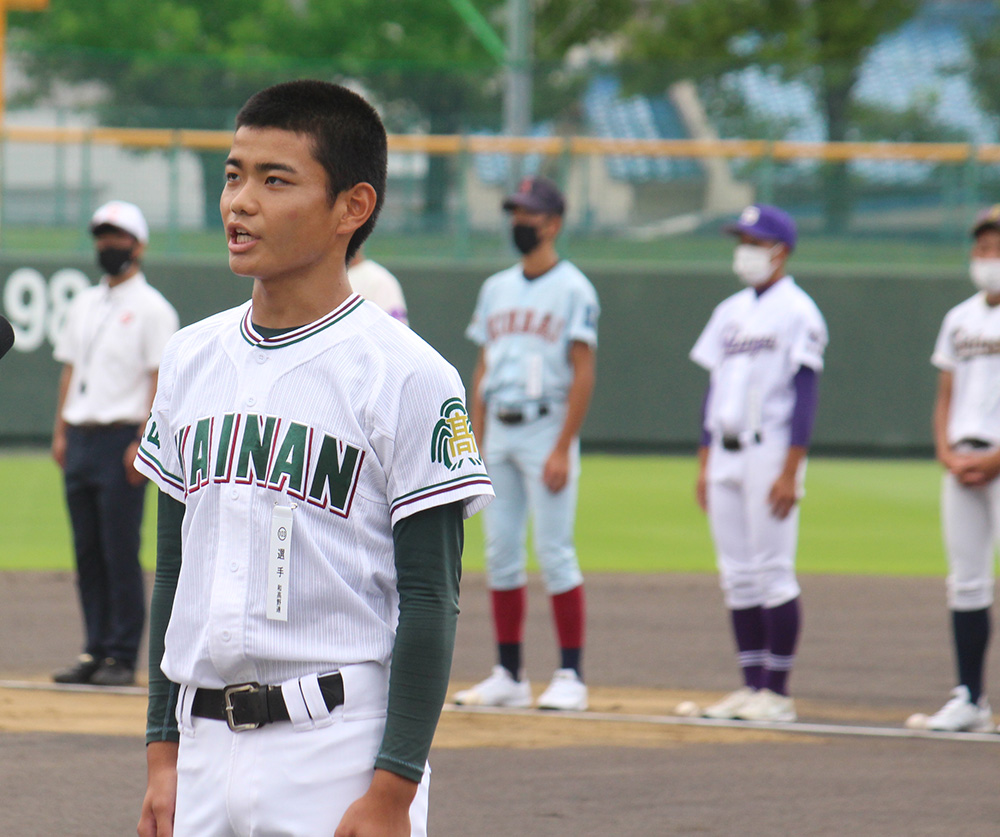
51, 200, 179, 687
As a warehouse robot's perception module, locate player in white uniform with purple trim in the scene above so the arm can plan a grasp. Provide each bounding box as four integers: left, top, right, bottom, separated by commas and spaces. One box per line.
349, 248, 408, 325
921, 205, 1000, 733
456, 176, 598, 712
691, 204, 827, 724
136, 81, 492, 837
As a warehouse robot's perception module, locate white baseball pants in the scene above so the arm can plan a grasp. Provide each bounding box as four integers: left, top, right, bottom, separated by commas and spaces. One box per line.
941, 473, 1000, 611
707, 437, 803, 610
482, 406, 584, 595
172, 663, 430, 837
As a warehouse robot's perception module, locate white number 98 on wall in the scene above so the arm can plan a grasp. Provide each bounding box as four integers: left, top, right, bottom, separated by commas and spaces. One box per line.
2, 268, 91, 353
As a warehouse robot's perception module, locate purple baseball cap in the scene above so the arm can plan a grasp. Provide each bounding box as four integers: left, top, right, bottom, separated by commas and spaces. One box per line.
502, 176, 566, 216
724, 204, 797, 251
971, 204, 1000, 237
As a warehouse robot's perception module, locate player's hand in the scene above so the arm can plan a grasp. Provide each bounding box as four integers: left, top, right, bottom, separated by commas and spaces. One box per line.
51, 430, 67, 469
334, 770, 417, 837
542, 447, 571, 493
124, 440, 147, 487
768, 472, 798, 520
137, 741, 178, 837
695, 473, 708, 512
955, 453, 1000, 487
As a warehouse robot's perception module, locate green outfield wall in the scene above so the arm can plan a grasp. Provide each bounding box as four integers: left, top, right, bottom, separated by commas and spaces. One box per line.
0, 256, 971, 453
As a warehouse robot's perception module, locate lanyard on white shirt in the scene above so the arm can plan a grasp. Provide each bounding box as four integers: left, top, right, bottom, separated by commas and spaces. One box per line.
76, 289, 119, 394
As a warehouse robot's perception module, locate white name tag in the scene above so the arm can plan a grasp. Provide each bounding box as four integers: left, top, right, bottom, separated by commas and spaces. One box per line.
526, 354, 543, 400
266, 504, 295, 621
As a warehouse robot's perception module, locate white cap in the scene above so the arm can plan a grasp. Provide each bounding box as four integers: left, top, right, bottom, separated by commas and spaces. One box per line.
90, 200, 149, 244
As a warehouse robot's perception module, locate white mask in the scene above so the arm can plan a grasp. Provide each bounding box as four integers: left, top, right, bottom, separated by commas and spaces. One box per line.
733, 244, 777, 287
970, 258, 1000, 294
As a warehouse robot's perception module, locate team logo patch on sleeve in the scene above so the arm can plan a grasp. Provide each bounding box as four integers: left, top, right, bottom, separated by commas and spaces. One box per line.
431, 398, 482, 470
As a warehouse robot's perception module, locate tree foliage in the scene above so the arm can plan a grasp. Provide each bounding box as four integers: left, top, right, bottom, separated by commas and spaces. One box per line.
11, 0, 634, 223
623, 0, 919, 231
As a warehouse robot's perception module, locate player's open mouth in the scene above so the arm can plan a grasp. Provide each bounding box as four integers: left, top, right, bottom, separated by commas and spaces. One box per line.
228, 226, 258, 253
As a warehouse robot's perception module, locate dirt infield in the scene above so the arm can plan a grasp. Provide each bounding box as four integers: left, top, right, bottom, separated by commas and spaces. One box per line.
2, 571, 998, 835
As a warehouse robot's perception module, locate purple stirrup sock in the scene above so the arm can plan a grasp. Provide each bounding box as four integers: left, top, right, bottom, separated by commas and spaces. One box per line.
762, 597, 801, 696
730, 606, 766, 690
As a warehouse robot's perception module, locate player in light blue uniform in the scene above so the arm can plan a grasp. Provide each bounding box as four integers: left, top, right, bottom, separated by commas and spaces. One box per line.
455, 176, 599, 712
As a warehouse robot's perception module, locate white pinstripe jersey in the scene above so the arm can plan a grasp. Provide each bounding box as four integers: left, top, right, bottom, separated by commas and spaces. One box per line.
134, 295, 493, 688
466, 260, 599, 408
691, 275, 827, 439
932, 291, 1000, 445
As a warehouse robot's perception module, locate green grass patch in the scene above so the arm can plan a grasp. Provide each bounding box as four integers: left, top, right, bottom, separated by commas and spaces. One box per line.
0, 451, 947, 577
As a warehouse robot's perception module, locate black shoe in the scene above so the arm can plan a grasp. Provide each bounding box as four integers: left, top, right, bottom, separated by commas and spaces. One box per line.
89, 657, 136, 687
53, 654, 101, 684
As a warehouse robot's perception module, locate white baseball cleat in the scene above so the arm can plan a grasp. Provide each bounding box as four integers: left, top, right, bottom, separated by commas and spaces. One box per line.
734, 688, 797, 722
925, 686, 996, 733
537, 668, 589, 711
702, 687, 757, 720
453, 666, 532, 708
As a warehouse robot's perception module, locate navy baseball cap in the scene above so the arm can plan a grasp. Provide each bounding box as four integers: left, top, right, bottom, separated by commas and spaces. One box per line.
724, 204, 797, 251
971, 204, 1000, 237
502, 176, 566, 216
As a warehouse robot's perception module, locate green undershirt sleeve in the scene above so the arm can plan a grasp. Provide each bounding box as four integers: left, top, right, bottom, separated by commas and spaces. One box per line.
145, 490, 183, 745
375, 502, 464, 783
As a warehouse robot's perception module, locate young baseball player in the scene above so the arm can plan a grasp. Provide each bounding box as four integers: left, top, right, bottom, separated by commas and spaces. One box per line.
455, 176, 598, 712
349, 247, 408, 325
921, 206, 1000, 733
691, 204, 827, 723
135, 80, 493, 837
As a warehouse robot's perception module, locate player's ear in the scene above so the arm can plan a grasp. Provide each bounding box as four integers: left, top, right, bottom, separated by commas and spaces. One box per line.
334, 182, 378, 237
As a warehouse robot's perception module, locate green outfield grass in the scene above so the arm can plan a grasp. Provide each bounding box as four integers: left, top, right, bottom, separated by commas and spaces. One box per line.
0, 451, 948, 577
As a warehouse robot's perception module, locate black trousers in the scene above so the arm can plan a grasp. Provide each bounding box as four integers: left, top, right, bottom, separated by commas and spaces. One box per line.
63, 424, 146, 668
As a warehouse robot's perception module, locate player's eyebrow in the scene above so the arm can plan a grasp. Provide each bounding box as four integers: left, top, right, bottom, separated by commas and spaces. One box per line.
225, 157, 298, 175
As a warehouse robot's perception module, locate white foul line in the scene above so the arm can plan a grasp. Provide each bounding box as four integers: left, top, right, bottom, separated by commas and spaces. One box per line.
442, 704, 1000, 744
0, 678, 146, 697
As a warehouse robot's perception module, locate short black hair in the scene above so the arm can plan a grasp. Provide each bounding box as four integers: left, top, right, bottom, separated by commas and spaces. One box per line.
235, 80, 387, 263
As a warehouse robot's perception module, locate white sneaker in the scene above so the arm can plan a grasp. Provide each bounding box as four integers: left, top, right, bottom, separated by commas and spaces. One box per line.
536, 668, 589, 711
702, 687, 758, 719
735, 688, 797, 722
926, 686, 996, 732
453, 666, 532, 707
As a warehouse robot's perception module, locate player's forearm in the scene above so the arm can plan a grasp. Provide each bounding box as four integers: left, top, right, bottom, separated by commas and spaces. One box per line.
553, 345, 596, 452
146, 490, 183, 744
932, 371, 954, 464
470, 352, 487, 444
779, 445, 808, 480
377, 503, 463, 783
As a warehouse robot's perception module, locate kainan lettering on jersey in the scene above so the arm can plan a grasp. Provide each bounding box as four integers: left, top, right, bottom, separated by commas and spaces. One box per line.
487, 309, 564, 342
952, 328, 1000, 359
722, 327, 779, 358
165, 413, 364, 517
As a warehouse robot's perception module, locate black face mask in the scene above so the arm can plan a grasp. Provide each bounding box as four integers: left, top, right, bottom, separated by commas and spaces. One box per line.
512, 224, 541, 255
98, 246, 135, 276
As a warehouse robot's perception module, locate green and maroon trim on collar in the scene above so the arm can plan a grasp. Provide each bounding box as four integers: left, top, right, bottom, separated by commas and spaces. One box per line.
240, 294, 365, 349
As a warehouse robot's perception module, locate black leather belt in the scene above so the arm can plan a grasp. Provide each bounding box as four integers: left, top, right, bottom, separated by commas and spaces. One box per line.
956, 438, 992, 449
721, 433, 762, 452
496, 404, 549, 425
192, 673, 344, 731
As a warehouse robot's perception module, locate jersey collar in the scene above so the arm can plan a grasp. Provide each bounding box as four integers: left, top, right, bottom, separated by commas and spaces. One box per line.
240, 293, 364, 349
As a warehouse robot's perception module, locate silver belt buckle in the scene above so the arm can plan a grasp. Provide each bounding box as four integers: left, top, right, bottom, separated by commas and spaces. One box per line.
224, 682, 262, 731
